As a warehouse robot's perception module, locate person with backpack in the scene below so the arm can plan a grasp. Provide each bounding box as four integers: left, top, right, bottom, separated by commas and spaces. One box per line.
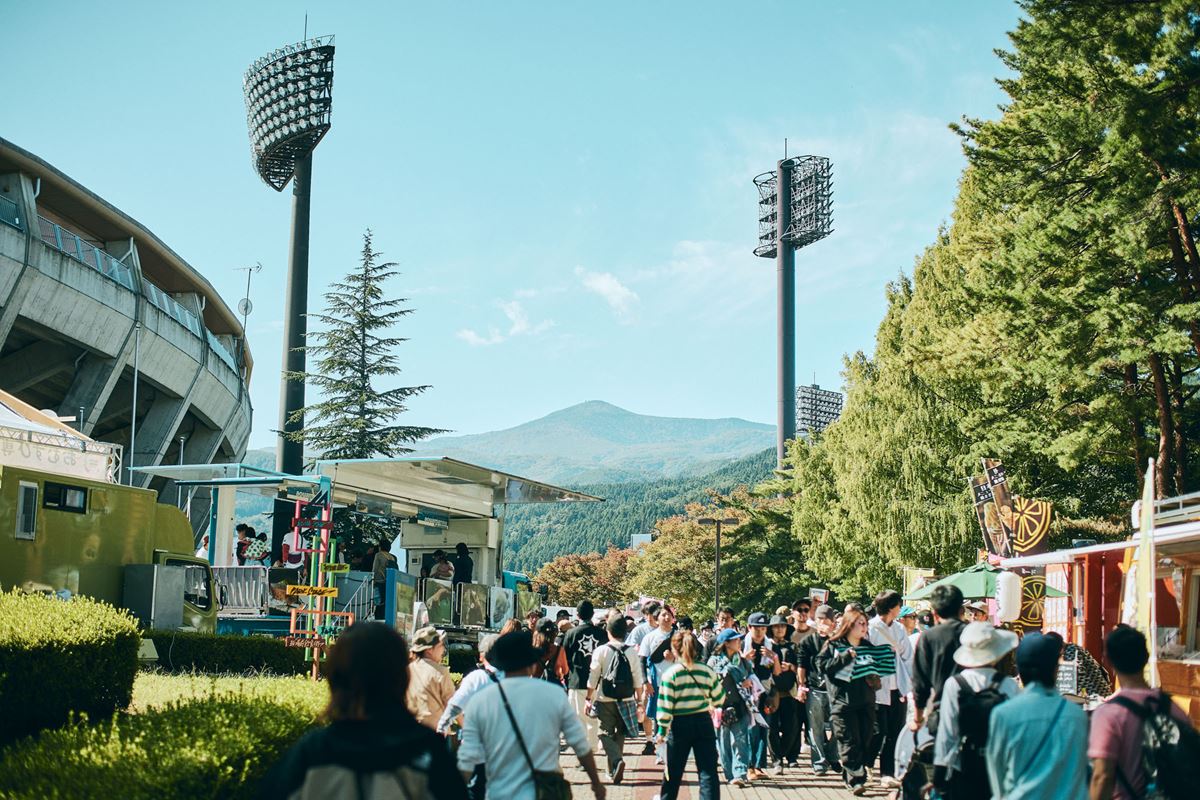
1088, 624, 1199, 800
798, 604, 842, 776
562, 601, 606, 755
654, 630, 725, 800
986, 632, 1088, 799
911, 585, 967, 736
586, 614, 645, 784
929, 621, 1018, 799
816, 605, 879, 796
708, 627, 756, 787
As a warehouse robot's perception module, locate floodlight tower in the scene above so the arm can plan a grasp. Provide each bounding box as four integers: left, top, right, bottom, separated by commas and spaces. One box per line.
753, 156, 833, 465
243, 36, 335, 475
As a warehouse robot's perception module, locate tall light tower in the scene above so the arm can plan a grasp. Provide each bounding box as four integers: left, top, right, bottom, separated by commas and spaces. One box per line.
243, 36, 335, 475
753, 155, 833, 465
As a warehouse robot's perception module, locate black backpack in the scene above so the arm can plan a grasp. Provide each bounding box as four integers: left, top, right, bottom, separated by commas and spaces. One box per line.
955, 672, 1008, 753
1111, 691, 1200, 800
601, 644, 635, 700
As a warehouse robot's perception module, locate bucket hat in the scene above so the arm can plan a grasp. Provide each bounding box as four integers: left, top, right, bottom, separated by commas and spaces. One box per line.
411, 626, 444, 653
953, 621, 1018, 668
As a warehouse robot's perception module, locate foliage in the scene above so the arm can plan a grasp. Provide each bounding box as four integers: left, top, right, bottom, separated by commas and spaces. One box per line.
505, 448, 775, 573
286, 229, 446, 550
128, 670, 326, 713
532, 547, 634, 607
0, 590, 140, 744
783, 0, 1200, 596
0, 676, 325, 800
147, 631, 307, 676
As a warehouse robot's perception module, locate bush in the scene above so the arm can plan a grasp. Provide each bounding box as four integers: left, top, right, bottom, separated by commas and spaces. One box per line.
0, 590, 140, 743
0, 677, 326, 799
148, 630, 307, 675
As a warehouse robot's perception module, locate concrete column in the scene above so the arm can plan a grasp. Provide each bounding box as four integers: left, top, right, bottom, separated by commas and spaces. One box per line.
130, 356, 205, 487
0, 174, 42, 346
57, 323, 139, 435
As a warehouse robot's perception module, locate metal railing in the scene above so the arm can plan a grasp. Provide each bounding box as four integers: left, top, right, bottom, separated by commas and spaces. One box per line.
35, 215, 242, 376
0, 422, 122, 483
37, 216, 136, 290
0, 195, 21, 230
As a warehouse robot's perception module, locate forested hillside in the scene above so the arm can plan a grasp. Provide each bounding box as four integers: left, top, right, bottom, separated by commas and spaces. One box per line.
503, 447, 775, 573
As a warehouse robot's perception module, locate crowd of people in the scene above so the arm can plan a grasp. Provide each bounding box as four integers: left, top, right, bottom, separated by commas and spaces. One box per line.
261, 584, 1198, 800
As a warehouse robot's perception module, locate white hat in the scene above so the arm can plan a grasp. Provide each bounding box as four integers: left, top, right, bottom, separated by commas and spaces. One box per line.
953, 621, 1018, 668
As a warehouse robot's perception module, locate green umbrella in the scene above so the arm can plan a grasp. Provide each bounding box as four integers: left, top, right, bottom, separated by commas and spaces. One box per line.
905, 561, 1067, 601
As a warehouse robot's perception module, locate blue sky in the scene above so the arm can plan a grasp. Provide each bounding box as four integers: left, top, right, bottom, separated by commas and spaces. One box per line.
6, 1, 1019, 449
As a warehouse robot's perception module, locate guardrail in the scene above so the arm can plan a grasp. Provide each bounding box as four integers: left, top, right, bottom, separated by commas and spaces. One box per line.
0, 195, 21, 230
37, 216, 136, 290
35, 215, 241, 374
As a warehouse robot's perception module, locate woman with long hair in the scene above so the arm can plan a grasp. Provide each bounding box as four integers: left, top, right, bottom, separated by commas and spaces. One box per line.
815, 606, 877, 796
532, 618, 569, 684
655, 631, 725, 800
261, 623, 466, 799
707, 628, 755, 787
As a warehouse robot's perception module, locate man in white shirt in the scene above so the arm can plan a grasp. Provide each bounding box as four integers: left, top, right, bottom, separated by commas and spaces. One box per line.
458, 631, 605, 800
867, 590, 914, 789
587, 616, 646, 783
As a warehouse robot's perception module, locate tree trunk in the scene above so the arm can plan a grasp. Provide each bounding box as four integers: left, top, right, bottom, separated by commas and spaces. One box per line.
1148, 353, 1175, 498
1125, 363, 1146, 485
1170, 200, 1200, 290
1169, 357, 1188, 495
1166, 225, 1200, 355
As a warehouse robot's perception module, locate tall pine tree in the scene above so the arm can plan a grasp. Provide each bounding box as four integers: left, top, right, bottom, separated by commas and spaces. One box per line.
288, 229, 445, 459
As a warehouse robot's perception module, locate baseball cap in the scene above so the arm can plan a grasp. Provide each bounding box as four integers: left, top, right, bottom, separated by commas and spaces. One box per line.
899, 605, 916, 618
747, 612, 769, 627
715, 628, 744, 644
814, 604, 835, 620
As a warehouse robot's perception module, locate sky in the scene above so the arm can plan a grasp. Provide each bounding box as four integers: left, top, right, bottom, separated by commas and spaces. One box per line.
5, 1, 1020, 449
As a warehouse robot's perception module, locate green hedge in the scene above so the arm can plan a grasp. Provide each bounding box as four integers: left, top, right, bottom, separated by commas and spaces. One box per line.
0, 590, 140, 744
148, 630, 307, 675
0, 678, 325, 799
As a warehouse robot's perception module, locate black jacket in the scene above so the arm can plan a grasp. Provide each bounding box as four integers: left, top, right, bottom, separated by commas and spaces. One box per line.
814, 640, 875, 709
911, 620, 966, 713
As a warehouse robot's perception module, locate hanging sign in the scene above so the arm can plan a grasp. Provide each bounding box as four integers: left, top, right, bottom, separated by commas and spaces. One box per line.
320, 562, 350, 574
286, 584, 339, 597
418, 507, 449, 531
285, 635, 327, 649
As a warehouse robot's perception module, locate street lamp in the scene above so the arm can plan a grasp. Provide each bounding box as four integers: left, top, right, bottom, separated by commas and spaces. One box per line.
698, 517, 738, 614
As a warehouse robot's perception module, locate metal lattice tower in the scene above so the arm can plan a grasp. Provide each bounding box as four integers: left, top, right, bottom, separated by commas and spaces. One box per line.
796, 383, 843, 438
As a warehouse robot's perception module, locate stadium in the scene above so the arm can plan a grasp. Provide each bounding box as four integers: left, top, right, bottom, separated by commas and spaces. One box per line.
0, 136, 252, 518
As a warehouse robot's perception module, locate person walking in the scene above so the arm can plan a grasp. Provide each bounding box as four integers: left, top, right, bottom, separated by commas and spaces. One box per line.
1088, 624, 1197, 800
702, 606, 736, 662
768, 613, 802, 775
787, 600, 814, 766
798, 604, 841, 776
866, 590, 912, 790
457, 631, 605, 800
407, 626, 457, 729
562, 600, 606, 756
708, 627, 755, 787
742, 611, 778, 780
987, 633, 1088, 799
911, 584, 968, 736
816, 606, 878, 795
654, 630, 725, 800
261, 623, 467, 799
586, 614, 645, 784
929, 621, 1018, 800
640, 603, 677, 764
436, 634, 503, 800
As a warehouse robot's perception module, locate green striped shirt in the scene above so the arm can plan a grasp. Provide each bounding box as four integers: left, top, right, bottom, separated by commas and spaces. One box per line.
655, 663, 725, 735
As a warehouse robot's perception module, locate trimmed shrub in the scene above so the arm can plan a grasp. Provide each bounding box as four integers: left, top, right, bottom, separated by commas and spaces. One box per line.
0, 590, 140, 743
148, 630, 307, 675
0, 677, 326, 799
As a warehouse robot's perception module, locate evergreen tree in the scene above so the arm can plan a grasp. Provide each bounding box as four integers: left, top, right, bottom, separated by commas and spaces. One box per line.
288, 229, 446, 549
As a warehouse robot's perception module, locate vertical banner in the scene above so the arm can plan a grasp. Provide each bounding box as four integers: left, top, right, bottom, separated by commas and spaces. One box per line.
971, 475, 1011, 558
1123, 459, 1159, 686
1010, 494, 1054, 633
983, 459, 1018, 558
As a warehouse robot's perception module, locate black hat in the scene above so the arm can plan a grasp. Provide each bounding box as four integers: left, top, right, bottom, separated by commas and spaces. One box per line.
486, 631, 545, 672
768, 614, 789, 627
747, 612, 769, 627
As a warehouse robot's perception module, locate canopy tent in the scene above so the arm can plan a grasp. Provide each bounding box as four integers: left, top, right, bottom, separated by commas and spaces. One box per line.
905, 561, 1067, 601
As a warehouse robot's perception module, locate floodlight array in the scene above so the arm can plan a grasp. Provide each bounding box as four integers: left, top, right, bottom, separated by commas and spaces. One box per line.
244, 36, 335, 191
795, 384, 843, 436
753, 156, 834, 258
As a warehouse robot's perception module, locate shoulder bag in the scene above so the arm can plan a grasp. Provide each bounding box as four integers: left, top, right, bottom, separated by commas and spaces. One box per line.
495, 682, 572, 800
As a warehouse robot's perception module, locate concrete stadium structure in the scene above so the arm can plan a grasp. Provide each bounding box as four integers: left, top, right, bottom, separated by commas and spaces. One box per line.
0, 138, 252, 512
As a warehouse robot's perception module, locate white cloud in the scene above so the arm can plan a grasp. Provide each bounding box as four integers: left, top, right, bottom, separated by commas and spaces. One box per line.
575, 267, 639, 322
457, 298, 554, 346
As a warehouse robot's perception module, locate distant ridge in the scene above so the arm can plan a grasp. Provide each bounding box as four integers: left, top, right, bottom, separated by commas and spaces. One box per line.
411, 400, 774, 484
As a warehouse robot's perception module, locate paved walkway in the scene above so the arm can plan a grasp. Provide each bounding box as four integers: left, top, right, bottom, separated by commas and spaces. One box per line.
563, 740, 895, 800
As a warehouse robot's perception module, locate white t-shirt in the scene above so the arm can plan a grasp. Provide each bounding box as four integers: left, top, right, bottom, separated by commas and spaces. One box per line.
457, 677, 591, 800
282, 531, 303, 565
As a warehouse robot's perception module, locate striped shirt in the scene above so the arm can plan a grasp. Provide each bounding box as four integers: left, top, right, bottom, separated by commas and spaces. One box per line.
655, 662, 725, 736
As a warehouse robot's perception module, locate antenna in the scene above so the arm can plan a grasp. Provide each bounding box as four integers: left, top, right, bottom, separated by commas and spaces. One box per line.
784, 137, 788, 159
304, 13, 308, 40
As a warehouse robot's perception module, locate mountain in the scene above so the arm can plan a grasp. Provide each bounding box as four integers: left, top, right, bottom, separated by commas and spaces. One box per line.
410, 401, 775, 484
501, 447, 777, 574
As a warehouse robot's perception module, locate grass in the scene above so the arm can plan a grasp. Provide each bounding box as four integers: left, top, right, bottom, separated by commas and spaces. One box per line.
130, 669, 328, 714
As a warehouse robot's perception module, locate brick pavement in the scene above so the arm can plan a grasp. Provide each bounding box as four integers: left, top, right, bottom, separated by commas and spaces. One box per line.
563, 739, 895, 800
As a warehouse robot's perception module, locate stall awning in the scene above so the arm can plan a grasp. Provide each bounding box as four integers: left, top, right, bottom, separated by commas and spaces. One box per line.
131, 463, 323, 498
1001, 520, 1200, 568
314, 457, 602, 520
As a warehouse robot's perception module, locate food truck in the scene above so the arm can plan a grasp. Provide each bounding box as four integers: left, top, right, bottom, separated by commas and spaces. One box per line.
138, 457, 600, 650
1002, 489, 1200, 725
